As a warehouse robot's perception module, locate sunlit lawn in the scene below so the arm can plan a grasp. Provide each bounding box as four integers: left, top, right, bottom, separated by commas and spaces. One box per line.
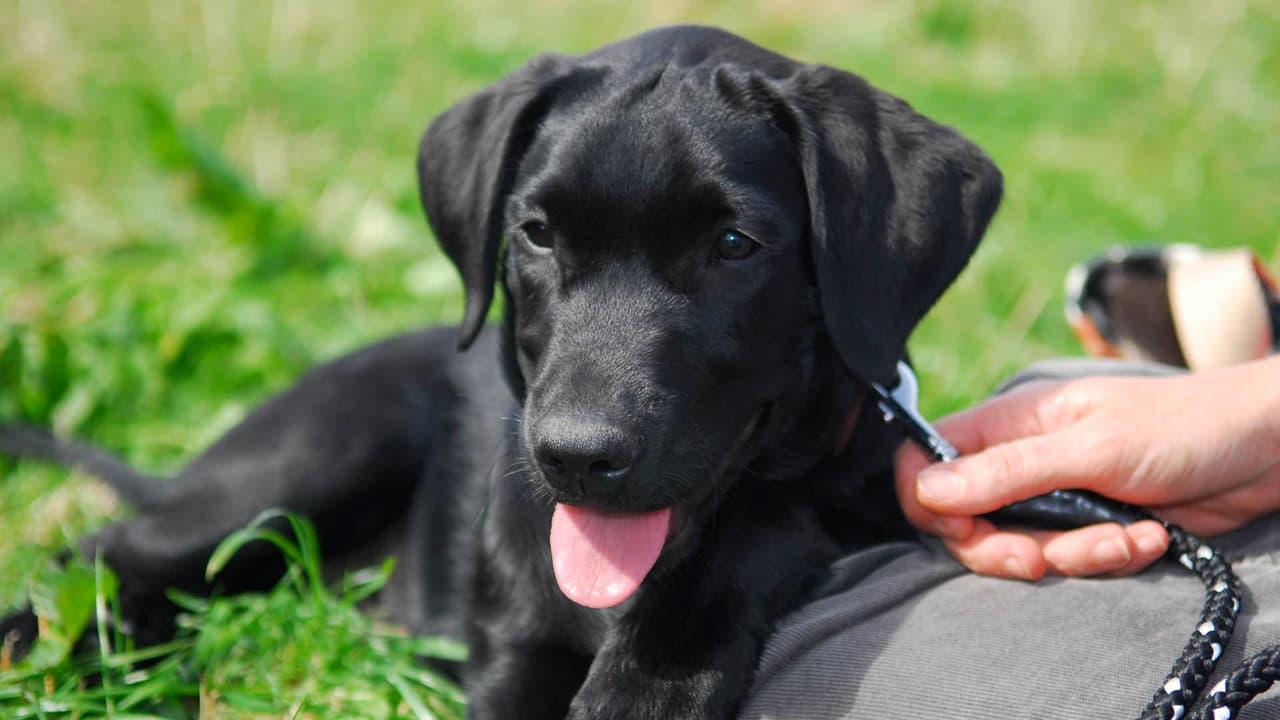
2, 1, 1278, 716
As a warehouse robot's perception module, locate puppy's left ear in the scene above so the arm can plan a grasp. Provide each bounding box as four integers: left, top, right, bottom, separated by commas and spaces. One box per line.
772, 66, 1002, 385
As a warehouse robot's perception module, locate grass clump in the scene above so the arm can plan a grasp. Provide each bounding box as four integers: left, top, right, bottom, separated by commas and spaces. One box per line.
1, 511, 465, 720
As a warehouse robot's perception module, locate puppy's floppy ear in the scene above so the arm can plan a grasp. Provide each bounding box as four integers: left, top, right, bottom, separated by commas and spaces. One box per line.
771, 66, 1002, 385
417, 54, 579, 349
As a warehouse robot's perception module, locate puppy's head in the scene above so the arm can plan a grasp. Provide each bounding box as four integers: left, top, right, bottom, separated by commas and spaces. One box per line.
419, 26, 1001, 608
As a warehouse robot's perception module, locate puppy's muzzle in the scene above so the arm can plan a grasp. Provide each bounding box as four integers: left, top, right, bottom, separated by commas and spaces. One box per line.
531, 414, 642, 500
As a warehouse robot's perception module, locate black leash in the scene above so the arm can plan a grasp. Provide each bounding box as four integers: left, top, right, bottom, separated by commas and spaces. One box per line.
872, 362, 1278, 719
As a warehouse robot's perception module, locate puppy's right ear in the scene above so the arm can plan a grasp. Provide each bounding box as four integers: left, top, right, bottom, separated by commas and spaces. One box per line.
766, 67, 1002, 386
417, 54, 576, 350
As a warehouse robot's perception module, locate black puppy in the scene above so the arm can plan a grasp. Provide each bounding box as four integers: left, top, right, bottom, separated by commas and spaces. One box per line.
2, 25, 1000, 719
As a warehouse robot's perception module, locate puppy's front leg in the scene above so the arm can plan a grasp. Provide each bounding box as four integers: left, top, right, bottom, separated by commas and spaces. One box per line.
566, 615, 760, 720
567, 498, 838, 720
466, 640, 592, 720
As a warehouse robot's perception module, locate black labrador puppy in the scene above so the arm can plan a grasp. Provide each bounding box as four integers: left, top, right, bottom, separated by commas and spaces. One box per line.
1, 25, 1001, 719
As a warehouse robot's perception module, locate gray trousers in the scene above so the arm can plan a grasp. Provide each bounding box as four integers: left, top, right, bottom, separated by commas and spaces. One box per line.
742, 360, 1280, 719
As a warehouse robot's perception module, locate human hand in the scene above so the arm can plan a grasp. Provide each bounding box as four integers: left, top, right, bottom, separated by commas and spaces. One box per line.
895, 356, 1280, 580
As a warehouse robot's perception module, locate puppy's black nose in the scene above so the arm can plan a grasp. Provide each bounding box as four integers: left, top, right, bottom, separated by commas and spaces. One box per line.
532, 416, 640, 499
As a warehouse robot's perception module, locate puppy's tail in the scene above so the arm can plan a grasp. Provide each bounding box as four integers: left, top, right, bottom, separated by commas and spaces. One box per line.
0, 424, 168, 508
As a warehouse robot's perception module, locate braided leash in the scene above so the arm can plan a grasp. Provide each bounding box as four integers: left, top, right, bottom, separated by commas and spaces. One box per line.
1139, 522, 1280, 720
1140, 524, 1240, 720
1194, 647, 1280, 719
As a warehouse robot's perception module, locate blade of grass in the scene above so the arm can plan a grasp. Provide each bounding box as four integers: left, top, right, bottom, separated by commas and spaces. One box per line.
388, 672, 439, 720
92, 550, 115, 716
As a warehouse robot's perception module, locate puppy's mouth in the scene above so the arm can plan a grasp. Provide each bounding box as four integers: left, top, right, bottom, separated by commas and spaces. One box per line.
547, 405, 768, 609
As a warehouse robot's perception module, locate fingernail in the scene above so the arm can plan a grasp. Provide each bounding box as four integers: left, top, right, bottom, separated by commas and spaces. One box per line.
1135, 531, 1166, 556
918, 468, 966, 503
1092, 538, 1132, 568
1002, 556, 1032, 580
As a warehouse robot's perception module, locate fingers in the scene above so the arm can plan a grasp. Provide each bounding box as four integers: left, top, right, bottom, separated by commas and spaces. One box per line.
942, 520, 1170, 579
1037, 520, 1168, 576
940, 518, 1047, 580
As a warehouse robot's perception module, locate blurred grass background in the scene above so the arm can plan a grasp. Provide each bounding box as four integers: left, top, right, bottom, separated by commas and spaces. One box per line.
1, 0, 1278, 715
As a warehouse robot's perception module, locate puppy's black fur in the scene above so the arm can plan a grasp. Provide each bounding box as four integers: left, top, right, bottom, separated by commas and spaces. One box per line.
1, 26, 1000, 719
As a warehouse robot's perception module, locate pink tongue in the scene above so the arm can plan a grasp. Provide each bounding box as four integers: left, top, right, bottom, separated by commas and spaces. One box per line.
550, 504, 672, 608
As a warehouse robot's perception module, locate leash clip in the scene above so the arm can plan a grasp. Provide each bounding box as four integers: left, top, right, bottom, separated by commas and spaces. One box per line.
870, 361, 960, 462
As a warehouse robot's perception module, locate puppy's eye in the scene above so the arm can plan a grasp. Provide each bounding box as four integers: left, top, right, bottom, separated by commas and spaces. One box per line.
712, 229, 760, 261
520, 221, 553, 249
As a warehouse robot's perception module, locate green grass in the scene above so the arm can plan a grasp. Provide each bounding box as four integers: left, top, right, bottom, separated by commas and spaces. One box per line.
2, 0, 1278, 716
1, 512, 465, 718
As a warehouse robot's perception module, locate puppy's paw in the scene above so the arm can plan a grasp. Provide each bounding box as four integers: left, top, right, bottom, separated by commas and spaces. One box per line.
567, 672, 738, 720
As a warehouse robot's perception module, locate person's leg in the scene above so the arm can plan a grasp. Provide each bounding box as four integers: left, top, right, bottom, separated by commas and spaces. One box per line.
743, 514, 1280, 719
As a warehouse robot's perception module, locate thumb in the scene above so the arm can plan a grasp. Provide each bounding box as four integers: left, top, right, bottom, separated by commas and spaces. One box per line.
914, 427, 1111, 517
